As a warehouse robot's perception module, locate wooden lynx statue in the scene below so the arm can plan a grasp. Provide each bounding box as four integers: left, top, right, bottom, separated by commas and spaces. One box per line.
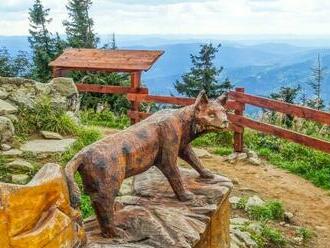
65, 91, 229, 238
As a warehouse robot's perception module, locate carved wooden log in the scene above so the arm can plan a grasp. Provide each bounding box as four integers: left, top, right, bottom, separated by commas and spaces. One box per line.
86, 167, 233, 248
0, 163, 86, 248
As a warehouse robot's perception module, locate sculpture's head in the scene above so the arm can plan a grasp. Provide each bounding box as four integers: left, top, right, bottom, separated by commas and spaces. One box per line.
193, 91, 229, 132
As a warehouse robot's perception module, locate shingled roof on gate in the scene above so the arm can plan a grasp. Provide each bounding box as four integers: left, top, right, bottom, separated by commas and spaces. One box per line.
49, 48, 164, 72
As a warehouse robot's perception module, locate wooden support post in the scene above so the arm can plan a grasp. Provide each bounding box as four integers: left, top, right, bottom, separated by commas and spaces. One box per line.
130, 71, 142, 124
233, 88, 245, 153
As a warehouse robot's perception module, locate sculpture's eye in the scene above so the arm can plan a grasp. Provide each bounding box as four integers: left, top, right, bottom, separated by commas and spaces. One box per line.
209, 113, 216, 118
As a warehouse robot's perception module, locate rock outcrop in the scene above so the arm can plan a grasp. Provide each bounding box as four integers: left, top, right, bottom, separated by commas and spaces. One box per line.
86, 167, 233, 248
0, 77, 80, 147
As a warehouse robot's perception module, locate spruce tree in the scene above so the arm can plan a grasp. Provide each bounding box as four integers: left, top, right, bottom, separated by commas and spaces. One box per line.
28, 0, 55, 82
174, 43, 233, 98
0, 47, 31, 77
307, 54, 326, 110
63, 0, 99, 48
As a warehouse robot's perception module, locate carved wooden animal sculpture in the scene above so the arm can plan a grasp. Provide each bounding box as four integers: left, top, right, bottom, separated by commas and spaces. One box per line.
65, 91, 229, 238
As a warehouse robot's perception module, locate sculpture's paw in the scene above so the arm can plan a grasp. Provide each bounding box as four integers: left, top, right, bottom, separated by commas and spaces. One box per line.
178, 191, 194, 202
200, 169, 215, 179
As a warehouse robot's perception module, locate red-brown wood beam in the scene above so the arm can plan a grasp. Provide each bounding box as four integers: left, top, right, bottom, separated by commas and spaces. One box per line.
229, 91, 330, 126
76, 84, 148, 94
228, 113, 330, 154
232, 88, 245, 153
130, 71, 142, 124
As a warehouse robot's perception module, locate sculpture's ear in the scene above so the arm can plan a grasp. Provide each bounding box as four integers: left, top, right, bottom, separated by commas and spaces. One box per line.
216, 93, 228, 106
195, 90, 209, 109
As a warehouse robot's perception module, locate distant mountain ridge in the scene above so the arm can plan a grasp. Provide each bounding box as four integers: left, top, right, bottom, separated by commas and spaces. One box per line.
0, 36, 329, 103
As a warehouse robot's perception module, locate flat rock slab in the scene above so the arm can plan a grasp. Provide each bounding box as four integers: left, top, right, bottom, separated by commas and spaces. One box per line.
0, 99, 17, 115
20, 138, 76, 154
86, 168, 233, 248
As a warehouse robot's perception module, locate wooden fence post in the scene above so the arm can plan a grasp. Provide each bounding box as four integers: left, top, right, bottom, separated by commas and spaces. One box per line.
233, 88, 245, 153
130, 71, 142, 124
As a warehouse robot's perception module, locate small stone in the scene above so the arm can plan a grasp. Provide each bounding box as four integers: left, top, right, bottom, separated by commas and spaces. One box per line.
229, 196, 241, 208
231, 178, 239, 185
232, 229, 257, 247
248, 157, 262, 166
192, 147, 212, 158
40, 131, 64, 140
4, 114, 18, 123
11, 174, 30, 184
0, 116, 15, 143
21, 138, 76, 154
237, 153, 248, 161
247, 150, 258, 159
6, 159, 34, 173
1, 149, 23, 157
231, 217, 249, 226
225, 152, 238, 161
0, 99, 17, 115
1, 144, 11, 151
246, 195, 265, 209
284, 212, 294, 223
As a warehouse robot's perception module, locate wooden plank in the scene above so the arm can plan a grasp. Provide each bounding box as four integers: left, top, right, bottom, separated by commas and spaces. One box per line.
76, 83, 148, 94
232, 88, 245, 152
49, 49, 164, 72
127, 94, 195, 106
228, 113, 330, 154
229, 91, 330, 125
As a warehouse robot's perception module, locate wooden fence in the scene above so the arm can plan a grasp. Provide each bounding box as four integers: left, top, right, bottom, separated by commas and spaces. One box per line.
76, 83, 330, 154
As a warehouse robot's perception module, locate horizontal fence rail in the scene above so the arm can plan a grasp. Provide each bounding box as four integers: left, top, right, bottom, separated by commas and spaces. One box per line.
75, 84, 330, 154
229, 91, 330, 125
228, 114, 330, 154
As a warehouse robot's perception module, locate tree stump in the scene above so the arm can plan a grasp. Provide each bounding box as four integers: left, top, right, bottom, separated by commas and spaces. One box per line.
86, 167, 233, 248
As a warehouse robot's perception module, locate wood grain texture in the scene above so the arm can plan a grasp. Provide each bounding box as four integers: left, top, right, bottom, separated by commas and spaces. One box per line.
49, 49, 164, 72
228, 113, 330, 153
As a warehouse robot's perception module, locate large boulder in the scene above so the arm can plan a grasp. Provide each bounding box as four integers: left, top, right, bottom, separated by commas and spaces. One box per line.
0, 77, 80, 113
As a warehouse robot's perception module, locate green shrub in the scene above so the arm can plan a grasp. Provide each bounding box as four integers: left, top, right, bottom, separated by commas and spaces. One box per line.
236, 196, 248, 209
248, 200, 284, 221
80, 110, 130, 129
296, 227, 314, 243
259, 225, 286, 247
14, 97, 79, 138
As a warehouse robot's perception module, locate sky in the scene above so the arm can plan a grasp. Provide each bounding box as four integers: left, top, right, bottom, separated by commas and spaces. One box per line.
1, 0, 330, 36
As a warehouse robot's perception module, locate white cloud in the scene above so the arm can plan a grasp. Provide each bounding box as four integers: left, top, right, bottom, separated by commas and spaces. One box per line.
0, 0, 329, 36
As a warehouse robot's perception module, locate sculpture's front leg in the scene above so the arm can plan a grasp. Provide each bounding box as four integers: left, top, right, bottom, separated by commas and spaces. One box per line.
179, 144, 214, 179
157, 146, 194, 201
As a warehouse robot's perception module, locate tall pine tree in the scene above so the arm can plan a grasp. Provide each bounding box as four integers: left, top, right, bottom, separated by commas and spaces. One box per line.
174, 43, 233, 98
307, 54, 326, 110
63, 0, 99, 48
28, 0, 55, 82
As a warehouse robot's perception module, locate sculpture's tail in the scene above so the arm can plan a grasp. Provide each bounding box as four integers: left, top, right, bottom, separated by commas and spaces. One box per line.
64, 154, 84, 209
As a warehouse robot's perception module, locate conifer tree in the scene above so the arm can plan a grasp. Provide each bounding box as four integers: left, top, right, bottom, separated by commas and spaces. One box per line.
63, 0, 99, 48
174, 43, 233, 98
28, 0, 55, 82
307, 54, 326, 110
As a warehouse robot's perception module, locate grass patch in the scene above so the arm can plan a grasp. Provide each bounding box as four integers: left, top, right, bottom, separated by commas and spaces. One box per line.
0, 155, 9, 182
296, 227, 314, 243
248, 200, 284, 221
14, 97, 79, 139
81, 110, 130, 129
214, 146, 233, 156
192, 131, 233, 147
256, 224, 287, 247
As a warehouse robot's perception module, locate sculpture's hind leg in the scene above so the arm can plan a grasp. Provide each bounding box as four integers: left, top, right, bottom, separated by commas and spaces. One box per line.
82, 164, 125, 238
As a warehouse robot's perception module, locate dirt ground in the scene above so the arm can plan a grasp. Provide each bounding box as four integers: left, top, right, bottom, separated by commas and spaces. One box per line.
200, 154, 330, 248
